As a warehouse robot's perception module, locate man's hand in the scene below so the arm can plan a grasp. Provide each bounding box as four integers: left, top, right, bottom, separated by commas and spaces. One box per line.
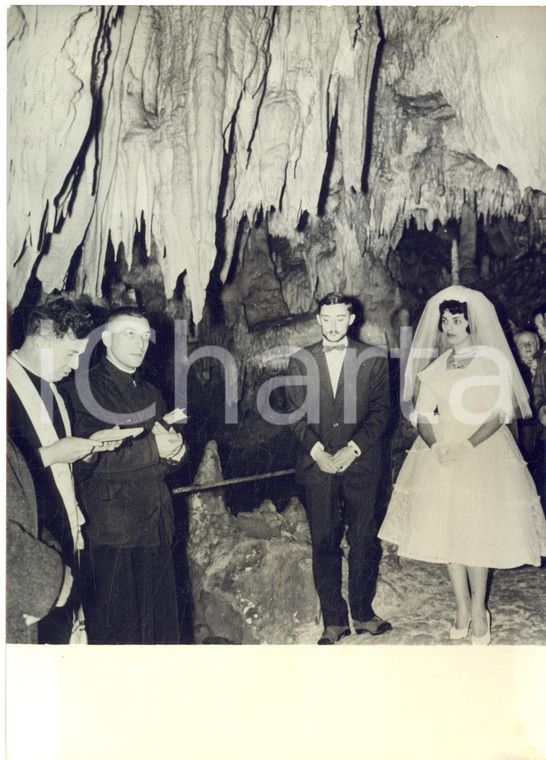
40, 437, 103, 467
55, 566, 74, 607
23, 614, 40, 626
314, 448, 339, 474
539, 406, 546, 427
90, 426, 143, 445
155, 422, 186, 462
88, 428, 125, 453
331, 446, 357, 473
154, 424, 185, 460
152, 420, 167, 437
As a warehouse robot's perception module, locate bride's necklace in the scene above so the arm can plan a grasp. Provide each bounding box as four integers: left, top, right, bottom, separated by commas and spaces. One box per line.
449, 346, 476, 370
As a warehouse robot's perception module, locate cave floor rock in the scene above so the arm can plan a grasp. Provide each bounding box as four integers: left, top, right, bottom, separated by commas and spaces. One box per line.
292, 554, 546, 646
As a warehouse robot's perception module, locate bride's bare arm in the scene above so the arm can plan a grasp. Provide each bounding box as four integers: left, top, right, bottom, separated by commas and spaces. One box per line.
467, 412, 503, 448
417, 418, 437, 448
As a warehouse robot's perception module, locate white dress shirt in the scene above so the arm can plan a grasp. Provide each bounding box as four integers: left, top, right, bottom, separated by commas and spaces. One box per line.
309, 338, 360, 461
323, 338, 347, 396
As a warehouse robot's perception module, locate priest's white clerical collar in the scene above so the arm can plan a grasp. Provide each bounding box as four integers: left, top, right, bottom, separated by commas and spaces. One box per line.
106, 355, 137, 374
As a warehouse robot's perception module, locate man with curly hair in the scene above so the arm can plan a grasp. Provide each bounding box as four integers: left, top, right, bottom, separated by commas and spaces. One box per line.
7, 298, 108, 643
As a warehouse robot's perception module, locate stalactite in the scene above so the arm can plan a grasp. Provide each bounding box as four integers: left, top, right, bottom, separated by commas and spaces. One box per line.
41, 6, 129, 297
7, 5, 546, 319
7, 6, 100, 309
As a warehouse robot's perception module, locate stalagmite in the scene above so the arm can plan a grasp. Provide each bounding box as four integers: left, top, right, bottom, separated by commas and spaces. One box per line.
450, 239, 459, 285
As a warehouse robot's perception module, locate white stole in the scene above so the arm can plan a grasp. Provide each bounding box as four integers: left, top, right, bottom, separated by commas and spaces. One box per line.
7, 353, 85, 551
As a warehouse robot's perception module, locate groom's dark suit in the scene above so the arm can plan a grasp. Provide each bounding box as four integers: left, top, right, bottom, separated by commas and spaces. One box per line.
286, 338, 390, 627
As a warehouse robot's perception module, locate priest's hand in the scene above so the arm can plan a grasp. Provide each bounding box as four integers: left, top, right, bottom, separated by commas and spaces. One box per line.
154, 426, 185, 460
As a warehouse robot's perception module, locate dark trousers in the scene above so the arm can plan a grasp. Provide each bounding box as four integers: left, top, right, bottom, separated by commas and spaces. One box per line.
305, 471, 381, 627
81, 542, 180, 645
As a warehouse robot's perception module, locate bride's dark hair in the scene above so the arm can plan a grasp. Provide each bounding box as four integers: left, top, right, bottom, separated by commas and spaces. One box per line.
438, 299, 470, 333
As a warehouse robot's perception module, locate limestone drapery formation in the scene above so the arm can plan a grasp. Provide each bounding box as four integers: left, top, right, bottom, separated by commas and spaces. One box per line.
8, 6, 546, 321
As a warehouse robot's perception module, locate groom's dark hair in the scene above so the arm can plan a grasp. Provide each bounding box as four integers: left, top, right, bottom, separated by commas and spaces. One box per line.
317, 293, 354, 315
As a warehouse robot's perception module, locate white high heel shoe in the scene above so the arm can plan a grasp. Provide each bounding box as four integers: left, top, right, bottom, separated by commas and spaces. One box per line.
449, 618, 471, 640
471, 610, 491, 646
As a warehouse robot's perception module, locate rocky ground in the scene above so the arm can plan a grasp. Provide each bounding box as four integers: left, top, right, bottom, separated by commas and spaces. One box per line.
185, 442, 546, 647
293, 550, 546, 646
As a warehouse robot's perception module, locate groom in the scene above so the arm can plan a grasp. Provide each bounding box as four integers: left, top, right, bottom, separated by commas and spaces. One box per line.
286, 293, 392, 644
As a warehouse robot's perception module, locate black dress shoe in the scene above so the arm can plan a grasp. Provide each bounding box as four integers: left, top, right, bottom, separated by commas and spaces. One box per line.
317, 625, 351, 645
353, 615, 392, 637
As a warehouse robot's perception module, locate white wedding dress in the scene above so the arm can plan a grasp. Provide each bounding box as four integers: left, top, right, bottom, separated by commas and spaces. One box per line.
379, 350, 546, 568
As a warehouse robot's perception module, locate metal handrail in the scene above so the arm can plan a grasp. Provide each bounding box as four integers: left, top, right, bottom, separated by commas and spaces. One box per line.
172, 468, 296, 495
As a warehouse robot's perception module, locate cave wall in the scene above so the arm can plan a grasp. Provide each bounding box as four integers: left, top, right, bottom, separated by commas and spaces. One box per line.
8, 5, 546, 328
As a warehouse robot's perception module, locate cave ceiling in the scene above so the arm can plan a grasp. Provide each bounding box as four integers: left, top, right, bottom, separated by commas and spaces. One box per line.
7, 5, 546, 322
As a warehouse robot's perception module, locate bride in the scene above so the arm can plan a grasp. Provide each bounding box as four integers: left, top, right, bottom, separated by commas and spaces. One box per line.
379, 285, 546, 645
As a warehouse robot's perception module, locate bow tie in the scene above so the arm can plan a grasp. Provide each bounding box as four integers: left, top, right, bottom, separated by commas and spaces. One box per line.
323, 344, 346, 353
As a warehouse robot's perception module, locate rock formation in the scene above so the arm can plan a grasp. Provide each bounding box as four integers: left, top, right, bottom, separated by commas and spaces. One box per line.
187, 441, 318, 644
8, 6, 546, 326
185, 441, 410, 644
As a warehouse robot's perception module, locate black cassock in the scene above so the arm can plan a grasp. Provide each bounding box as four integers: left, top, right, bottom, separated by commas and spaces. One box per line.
64, 357, 182, 645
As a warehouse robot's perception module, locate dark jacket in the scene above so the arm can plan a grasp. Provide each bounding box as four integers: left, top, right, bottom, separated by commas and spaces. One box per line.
63, 358, 182, 548
7, 438, 65, 644
286, 338, 390, 485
